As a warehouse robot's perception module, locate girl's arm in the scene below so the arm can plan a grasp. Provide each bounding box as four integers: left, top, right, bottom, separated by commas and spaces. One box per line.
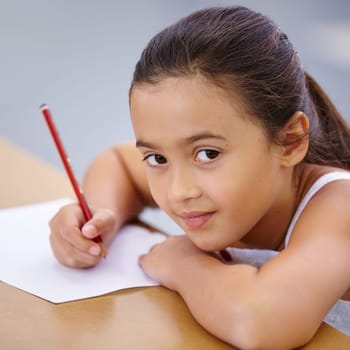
49, 142, 155, 267
139, 181, 350, 349
82, 142, 156, 230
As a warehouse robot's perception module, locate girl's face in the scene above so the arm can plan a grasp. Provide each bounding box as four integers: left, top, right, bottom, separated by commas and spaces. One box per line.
130, 77, 287, 251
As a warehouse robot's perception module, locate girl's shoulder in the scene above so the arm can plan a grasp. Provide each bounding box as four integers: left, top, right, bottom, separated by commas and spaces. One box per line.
284, 165, 350, 303
302, 166, 350, 201
297, 165, 350, 208
286, 165, 350, 247
299, 164, 350, 189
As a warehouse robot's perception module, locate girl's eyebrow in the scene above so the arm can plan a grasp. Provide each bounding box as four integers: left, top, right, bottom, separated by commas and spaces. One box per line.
135, 140, 154, 149
136, 132, 227, 149
185, 132, 227, 143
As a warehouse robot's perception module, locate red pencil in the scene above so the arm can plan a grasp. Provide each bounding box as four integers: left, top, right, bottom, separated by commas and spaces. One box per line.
40, 104, 105, 255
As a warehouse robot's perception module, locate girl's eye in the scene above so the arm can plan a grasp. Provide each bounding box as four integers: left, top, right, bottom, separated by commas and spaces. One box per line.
143, 154, 167, 166
196, 149, 220, 162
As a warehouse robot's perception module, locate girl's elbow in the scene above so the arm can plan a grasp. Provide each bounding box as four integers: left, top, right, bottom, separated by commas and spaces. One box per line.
225, 318, 270, 350
224, 309, 316, 350
227, 325, 313, 350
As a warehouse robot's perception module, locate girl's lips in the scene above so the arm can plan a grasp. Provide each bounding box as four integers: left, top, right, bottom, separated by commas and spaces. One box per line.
179, 211, 215, 229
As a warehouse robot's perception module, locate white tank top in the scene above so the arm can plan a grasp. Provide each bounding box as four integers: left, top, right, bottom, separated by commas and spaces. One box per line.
222, 171, 350, 336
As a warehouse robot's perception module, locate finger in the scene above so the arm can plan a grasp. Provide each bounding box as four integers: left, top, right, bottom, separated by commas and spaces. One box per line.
138, 254, 153, 279
50, 218, 99, 256
50, 227, 101, 268
52, 203, 85, 230
149, 242, 160, 253
49, 204, 102, 257
138, 254, 145, 268
81, 208, 116, 239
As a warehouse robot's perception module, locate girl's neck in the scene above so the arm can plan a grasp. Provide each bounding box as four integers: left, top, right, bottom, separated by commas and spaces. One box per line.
239, 164, 333, 251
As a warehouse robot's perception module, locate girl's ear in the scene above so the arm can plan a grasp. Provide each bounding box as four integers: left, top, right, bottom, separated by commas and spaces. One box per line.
278, 111, 310, 167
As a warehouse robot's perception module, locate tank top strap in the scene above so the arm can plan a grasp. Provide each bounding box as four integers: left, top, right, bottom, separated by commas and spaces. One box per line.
284, 172, 350, 247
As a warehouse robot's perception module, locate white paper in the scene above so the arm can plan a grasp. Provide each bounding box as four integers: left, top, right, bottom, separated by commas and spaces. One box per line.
0, 198, 166, 303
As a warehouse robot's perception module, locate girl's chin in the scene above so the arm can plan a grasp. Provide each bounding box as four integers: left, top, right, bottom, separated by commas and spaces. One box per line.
188, 235, 227, 253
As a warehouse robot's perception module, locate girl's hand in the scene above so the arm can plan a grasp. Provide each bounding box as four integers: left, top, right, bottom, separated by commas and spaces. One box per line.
49, 203, 118, 268
139, 235, 209, 290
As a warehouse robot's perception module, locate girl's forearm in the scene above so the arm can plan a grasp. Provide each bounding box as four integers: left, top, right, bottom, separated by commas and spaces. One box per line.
174, 256, 312, 350
82, 145, 146, 229
174, 256, 262, 348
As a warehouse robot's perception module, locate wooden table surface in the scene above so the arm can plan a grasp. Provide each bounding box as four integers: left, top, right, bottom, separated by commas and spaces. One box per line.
1, 138, 349, 349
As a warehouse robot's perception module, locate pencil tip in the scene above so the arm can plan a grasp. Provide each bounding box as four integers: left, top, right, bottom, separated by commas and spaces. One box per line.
40, 103, 47, 110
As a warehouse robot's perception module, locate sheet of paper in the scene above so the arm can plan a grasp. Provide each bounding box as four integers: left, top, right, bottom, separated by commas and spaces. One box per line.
0, 198, 166, 303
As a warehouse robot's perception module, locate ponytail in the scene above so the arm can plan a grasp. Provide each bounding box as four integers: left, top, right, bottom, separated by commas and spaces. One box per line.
304, 72, 350, 170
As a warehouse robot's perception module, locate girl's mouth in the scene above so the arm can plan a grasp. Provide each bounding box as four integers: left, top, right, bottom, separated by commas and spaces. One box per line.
179, 211, 215, 229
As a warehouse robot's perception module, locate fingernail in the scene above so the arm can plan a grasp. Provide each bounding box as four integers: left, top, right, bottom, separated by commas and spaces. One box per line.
89, 245, 100, 256
82, 224, 97, 238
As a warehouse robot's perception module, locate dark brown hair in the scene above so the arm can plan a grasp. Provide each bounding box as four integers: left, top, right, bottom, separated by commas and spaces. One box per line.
131, 6, 350, 169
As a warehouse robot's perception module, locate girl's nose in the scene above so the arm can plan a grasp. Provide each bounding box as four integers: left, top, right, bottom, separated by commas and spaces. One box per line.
168, 168, 201, 202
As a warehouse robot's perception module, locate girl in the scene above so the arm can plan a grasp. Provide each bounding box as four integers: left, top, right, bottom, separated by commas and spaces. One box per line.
49, 6, 350, 349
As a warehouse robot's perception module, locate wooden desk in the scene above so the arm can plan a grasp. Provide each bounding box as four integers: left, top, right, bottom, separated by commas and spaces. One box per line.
1, 138, 349, 349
